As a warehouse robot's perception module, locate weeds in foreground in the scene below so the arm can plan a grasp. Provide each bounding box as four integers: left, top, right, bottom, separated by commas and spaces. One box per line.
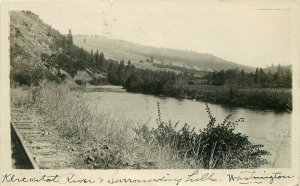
11, 82, 135, 168
134, 102, 270, 169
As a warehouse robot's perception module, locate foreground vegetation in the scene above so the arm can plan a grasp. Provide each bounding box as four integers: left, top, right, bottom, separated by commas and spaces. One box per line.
11, 81, 270, 169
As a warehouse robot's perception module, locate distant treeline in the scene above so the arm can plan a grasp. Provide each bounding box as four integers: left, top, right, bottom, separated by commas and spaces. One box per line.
204, 67, 291, 88
120, 66, 292, 111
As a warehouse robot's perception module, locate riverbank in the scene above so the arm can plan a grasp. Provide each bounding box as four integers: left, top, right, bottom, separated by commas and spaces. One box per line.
10, 82, 273, 169
85, 86, 291, 167
125, 84, 292, 112
85, 85, 125, 92
10, 83, 184, 169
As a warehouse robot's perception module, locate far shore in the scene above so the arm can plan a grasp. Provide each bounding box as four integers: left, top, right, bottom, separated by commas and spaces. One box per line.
85, 85, 126, 92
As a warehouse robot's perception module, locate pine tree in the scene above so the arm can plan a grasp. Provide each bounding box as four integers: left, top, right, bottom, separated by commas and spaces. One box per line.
95, 50, 100, 69
254, 67, 259, 84
99, 52, 105, 70
100, 52, 105, 63
62, 36, 66, 49
67, 29, 73, 45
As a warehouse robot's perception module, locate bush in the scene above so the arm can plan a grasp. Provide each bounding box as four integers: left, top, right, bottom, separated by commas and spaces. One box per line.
134, 102, 270, 169
11, 59, 64, 86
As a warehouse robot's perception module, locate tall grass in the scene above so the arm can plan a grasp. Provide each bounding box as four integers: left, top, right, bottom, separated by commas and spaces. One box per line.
11, 82, 270, 169
12, 82, 91, 139
11, 82, 136, 168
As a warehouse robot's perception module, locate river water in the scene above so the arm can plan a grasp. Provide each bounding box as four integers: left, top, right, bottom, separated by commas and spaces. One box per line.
84, 86, 291, 168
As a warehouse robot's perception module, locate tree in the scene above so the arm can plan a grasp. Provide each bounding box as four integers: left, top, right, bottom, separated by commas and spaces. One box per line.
254, 67, 259, 84
95, 50, 100, 68
125, 73, 144, 91
100, 52, 105, 63
62, 36, 66, 49
67, 29, 73, 45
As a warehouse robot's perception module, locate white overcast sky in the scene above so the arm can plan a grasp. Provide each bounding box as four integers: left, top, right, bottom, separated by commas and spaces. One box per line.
8, 0, 298, 67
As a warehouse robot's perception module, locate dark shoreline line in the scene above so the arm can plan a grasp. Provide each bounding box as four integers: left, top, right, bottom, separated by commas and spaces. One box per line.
86, 85, 292, 113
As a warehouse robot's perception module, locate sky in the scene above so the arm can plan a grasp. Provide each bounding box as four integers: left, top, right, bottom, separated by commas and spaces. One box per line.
10, 0, 297, 67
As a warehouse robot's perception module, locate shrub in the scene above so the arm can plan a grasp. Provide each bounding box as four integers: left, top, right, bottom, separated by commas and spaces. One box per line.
134, 102, 270, 169
11, 59, 64, 86
10, 84, 33, 108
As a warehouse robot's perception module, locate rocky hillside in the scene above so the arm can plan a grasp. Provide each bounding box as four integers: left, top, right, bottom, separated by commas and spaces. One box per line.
10, 11, 61, 70
10, 11, 97, 86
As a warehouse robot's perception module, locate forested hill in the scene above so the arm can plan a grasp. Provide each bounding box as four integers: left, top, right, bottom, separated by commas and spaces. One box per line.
74, 35, 256, 72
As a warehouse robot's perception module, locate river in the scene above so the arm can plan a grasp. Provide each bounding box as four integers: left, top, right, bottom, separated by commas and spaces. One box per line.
84, 85, 291, 168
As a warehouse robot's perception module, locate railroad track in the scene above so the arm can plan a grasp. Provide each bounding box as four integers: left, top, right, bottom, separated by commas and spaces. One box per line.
11, 107, 70, 169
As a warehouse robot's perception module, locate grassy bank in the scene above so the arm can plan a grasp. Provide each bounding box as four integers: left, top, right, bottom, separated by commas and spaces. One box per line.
181, 85, 292, 111
127, 85, 292, 112
11, 82, 270, 169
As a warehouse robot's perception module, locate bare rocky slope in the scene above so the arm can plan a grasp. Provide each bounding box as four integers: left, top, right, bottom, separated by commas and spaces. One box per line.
10, 11, 58, 67
10, 11, 95, 84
